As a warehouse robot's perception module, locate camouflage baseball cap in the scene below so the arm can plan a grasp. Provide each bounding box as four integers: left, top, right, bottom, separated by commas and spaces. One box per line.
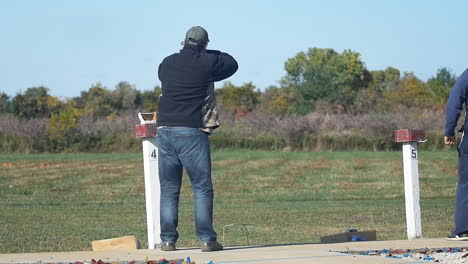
184, 26, 209, 46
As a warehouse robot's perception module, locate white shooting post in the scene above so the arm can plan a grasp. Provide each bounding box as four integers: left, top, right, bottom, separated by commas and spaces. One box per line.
134, 112, 161, 249
394, 129, 426, 240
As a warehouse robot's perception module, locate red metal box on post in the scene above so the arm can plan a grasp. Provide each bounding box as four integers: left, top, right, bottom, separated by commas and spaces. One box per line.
135, 124, 157, 138
394, 129, 425, 143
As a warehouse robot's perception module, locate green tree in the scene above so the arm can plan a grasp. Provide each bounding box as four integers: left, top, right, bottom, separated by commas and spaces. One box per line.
0, 92, 12, 113
76, 83, 113, 118
215, 82, 259, 112
111, 81, 139, 112
427, 67, 457, 104
369, 67, 400, 92
11, 87, 61, 119
138, 86, 161, 112
351, 67, 401, 113
48, 100, 83, 150
383, 72, 430, 108
259, 85, 295, 117
48, 101, 83, 139
282, 48, 371, 114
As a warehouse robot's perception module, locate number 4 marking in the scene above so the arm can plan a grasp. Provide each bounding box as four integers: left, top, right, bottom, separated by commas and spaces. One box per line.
151, 149, 157, 160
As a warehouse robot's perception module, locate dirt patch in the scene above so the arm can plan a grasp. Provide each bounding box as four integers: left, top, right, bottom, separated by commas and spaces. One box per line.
212, 159, 245, 167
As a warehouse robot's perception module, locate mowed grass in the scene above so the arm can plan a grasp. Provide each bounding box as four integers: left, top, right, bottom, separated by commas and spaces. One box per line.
0, 149, 460, 254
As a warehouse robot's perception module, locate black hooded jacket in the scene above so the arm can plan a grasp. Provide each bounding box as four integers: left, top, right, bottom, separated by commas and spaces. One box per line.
157, 45, 238, 128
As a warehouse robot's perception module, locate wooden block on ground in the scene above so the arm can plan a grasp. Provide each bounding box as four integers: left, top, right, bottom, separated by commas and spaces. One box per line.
92, 235, 140, 251
320, 232, 349, 243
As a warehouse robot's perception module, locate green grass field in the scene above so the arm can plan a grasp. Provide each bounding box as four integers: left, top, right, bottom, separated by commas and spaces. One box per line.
0, 149, 460, 254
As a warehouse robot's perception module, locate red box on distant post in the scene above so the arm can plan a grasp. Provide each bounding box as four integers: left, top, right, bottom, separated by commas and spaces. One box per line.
135, 124, 157, 138
394, 129, 425, 143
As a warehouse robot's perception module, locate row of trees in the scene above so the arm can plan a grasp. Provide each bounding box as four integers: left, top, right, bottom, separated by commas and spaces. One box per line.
0, 47, 461, 152
266, 48, 455, 115
0, 48, 458, 120
0, 83, 161, 119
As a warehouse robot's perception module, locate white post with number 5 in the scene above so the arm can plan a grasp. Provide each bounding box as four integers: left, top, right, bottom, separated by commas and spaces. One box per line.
394, 129, 426, 240
135, 112, 161, 249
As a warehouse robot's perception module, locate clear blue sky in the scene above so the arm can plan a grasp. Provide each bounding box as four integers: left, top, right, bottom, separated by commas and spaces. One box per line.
1, 0, 467, 98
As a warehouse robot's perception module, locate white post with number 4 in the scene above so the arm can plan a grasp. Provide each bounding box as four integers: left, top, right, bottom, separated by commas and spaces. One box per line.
135, 113, 161, 249
394, 129, 426, 240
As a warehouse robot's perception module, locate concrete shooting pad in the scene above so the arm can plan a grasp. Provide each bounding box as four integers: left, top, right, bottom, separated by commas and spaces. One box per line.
1, 238, 468, 264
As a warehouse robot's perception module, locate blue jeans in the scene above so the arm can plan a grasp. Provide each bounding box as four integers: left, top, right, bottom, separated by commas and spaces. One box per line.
455, 131, 468, 234
156, 127, 217, 243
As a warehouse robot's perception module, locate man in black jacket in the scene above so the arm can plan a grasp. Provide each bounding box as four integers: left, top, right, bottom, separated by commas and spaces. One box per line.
156, 26, 238, 252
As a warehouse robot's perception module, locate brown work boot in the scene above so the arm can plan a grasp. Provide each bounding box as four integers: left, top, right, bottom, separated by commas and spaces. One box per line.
201, 241, 223, 252
161, 242, 176, 251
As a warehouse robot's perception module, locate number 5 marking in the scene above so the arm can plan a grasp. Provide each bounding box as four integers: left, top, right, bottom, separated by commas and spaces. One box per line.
411, 149, 417, 159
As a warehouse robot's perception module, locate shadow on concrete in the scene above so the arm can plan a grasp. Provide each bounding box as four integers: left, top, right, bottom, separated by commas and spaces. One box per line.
222, 242, 321, 251
162, 242, 322, 252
